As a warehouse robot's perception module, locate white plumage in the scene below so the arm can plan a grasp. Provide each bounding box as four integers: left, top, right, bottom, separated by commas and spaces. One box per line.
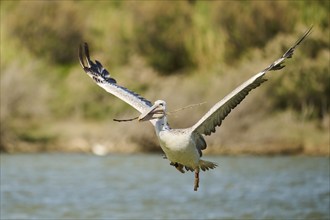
79, 27, 312, 191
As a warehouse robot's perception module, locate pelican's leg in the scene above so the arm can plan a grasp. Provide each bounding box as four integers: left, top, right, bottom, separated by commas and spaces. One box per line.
194, 167, 200, 191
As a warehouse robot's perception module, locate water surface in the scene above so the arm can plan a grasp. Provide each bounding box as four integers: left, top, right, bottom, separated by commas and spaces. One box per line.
1, 154, 329, 219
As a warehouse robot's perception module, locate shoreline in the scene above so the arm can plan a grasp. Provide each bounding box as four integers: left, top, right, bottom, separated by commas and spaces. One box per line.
1, 138, 328, 156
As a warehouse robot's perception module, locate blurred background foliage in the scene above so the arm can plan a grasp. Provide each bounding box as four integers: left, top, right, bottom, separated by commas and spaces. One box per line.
0, 0, 329, 154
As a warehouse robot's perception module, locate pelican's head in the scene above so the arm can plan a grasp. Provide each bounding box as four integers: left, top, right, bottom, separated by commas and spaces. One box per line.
138, 100, 166, 122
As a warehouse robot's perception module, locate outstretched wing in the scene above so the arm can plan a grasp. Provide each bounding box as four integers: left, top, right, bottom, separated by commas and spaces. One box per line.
192, 27, 312, 136
79, 43, 152, 114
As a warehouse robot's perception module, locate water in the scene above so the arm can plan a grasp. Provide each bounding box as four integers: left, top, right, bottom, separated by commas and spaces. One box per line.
1, 154, 329, 219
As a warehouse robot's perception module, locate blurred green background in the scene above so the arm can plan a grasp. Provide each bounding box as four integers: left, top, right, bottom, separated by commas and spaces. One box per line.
0, 0, 329, 155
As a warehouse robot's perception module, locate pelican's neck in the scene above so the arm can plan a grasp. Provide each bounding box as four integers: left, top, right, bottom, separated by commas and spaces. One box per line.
155, 116, 170, 134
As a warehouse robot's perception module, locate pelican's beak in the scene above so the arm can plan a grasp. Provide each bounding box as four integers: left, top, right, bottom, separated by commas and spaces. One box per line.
138, 103, 165, 122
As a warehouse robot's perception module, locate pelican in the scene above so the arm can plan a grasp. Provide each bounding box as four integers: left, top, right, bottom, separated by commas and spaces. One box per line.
79, 27, 312, 191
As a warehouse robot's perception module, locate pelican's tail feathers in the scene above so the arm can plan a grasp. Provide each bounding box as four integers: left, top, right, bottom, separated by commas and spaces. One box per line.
199, 160, 217, 172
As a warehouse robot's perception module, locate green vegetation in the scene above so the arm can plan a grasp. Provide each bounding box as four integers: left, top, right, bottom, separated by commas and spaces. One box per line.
1, 1, 329, 154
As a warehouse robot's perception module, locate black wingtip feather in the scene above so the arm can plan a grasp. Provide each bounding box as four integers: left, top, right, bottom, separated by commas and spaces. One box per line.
83, 42, 90, 61
78, 44, 85, 68
282, 26, 313, 59
272, 64, 285, 71
268, 26, 312, 72
78, 42, 117, 84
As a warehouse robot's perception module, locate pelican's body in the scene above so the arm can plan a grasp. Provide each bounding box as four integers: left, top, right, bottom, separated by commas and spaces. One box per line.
79, 27, 312, 191
159, 129, 198, 168
155, 120, 214, 172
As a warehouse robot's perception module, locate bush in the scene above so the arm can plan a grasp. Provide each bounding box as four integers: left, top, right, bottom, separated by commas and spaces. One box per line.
271, 51, 329, 119
131, 2, 195, 74
268, 27, 330, 120
213, 1, 296, 61
6, 1, 85, 65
